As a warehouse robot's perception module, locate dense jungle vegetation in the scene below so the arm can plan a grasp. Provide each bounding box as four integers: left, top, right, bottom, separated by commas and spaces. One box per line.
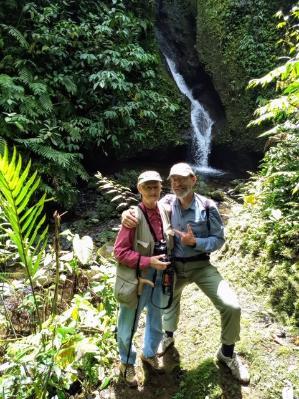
196, 0, 295, 149
0, 0, 184, 206
0, 1, 298, 398
220, 5, 299, 324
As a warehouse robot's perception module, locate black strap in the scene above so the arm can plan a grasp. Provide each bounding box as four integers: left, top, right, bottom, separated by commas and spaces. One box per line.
138, 204, 173, 310
206, 204, 210, 233
150, 269, 174, 310
174, 253, 210, 262
125, 253, 141, 374
136, 253, 141, 278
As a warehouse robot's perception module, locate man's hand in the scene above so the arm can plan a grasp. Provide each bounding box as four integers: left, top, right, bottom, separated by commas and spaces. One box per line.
174, 224, 196, 247
121, 209, 138, 228
150, 254, 170, 270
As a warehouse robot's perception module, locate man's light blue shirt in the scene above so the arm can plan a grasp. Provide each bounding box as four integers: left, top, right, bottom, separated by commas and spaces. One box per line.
160, 194, 225, 258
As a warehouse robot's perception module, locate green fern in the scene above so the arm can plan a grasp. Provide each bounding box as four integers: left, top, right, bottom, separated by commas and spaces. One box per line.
0, 24, 29, 49
0, 137, 6, 154
0, 145, 49, 328
29, 82, 48, 96
0, 144, 49, 275
16, 140, 81, 168
18, 68, 34, 85
38, 93, 53, 112
0, 271, 23, 282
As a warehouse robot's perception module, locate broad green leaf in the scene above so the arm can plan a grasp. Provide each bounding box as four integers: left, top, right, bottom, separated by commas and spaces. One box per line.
73, 234, 93, 265
55, 345, 76, 368
100, 376, 111, 390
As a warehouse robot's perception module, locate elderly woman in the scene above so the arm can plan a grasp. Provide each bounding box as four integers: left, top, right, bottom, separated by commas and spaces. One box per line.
114, 171, 173, 386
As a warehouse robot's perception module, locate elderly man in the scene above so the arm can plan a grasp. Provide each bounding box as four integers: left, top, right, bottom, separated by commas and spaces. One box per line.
122, 162, 250, 383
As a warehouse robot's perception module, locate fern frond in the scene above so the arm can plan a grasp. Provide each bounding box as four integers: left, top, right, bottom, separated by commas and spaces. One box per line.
29, 82, 48, 95
19, 97, 40, 118
15, 133, 87, 178
61, 76, 77, 94
30, 144, 79, 168
38, 93, 53, 112
0, 271, 24, 282
0, 137, 6, 155
0, 74, 14, 89
0, 145, 49, 278
0, 24, 29, 49
18, 68, 34, 85
95, 172, 138, 212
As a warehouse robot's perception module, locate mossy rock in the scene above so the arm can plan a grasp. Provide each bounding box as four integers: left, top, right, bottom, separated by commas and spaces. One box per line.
195, 0, 293, 151
210, 189, 225, 202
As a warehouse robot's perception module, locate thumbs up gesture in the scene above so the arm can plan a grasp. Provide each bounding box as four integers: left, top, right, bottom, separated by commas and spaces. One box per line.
174, 224, 196, 247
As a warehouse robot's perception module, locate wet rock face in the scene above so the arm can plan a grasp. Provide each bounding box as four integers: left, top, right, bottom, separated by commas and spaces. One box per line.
155, 0, 226, 133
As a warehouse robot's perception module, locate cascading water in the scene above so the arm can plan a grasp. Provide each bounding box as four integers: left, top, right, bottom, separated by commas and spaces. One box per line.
166, 57, 222, 175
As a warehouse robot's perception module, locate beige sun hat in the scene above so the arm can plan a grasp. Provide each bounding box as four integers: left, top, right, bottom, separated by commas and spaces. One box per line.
168, 162, 195, 178
137, 171, 162, 186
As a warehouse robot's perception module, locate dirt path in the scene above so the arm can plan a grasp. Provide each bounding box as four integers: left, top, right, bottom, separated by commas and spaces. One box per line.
95, 197, 298, 399
97, 268, 297, 399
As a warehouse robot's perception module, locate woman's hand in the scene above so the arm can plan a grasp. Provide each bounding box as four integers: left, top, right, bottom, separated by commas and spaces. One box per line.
149, 254, 170, 270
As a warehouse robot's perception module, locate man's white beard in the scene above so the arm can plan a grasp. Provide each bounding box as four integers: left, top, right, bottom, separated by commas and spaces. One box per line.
172, 187, 192, 199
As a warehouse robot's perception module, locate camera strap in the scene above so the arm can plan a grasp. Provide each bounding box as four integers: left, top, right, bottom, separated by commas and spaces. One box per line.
138, 204, 174, 310
150, 270, 174, 310
137, 204, 163, 242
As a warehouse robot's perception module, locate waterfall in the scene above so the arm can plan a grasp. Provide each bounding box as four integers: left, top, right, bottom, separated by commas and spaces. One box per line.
166, 57, 222, 174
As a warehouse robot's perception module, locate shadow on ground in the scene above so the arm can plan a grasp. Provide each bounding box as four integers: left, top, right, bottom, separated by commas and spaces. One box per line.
176, 357, 243, 399
111, 346, 181, 399
107, 346, 244, 399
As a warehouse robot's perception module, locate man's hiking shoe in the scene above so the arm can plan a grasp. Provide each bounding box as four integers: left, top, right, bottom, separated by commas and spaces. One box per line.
141, 354, 165, 373
157, 334, 174, 356
119, 363, 138, 387
216, 348, 250, 384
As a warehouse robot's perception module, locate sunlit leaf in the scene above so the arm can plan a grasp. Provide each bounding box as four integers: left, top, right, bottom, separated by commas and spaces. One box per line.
244, 194, 256, 205
73, 234, 93, 265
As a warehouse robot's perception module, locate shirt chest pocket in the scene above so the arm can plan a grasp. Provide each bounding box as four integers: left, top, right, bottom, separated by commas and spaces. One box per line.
191, 220, 208, 238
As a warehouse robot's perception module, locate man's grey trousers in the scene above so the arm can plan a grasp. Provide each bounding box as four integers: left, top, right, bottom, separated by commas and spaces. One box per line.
163, 260, 241, 345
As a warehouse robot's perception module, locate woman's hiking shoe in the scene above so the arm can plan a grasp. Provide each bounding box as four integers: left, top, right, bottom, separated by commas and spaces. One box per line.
157, 334, 174, 356
140, 354, 165, 373
119, 363, 138, 387
216, 348, 250, 384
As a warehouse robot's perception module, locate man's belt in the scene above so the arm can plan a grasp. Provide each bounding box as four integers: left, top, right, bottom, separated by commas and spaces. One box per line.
173, 253, 210, 263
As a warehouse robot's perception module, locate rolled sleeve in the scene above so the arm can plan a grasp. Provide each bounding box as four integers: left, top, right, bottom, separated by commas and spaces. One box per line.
194, 206, 225, 253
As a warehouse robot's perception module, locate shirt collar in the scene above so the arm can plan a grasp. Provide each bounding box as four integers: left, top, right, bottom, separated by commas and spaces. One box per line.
174, 194, 195, 210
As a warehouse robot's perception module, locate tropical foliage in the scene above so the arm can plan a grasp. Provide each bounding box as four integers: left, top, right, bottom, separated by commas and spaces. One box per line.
0, 145, 49, 329
0, 0, 181, 206
224, 5, 299, 323
196, 0, 294, 150
0, 145, 117, 398
1, 294, 117, 399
